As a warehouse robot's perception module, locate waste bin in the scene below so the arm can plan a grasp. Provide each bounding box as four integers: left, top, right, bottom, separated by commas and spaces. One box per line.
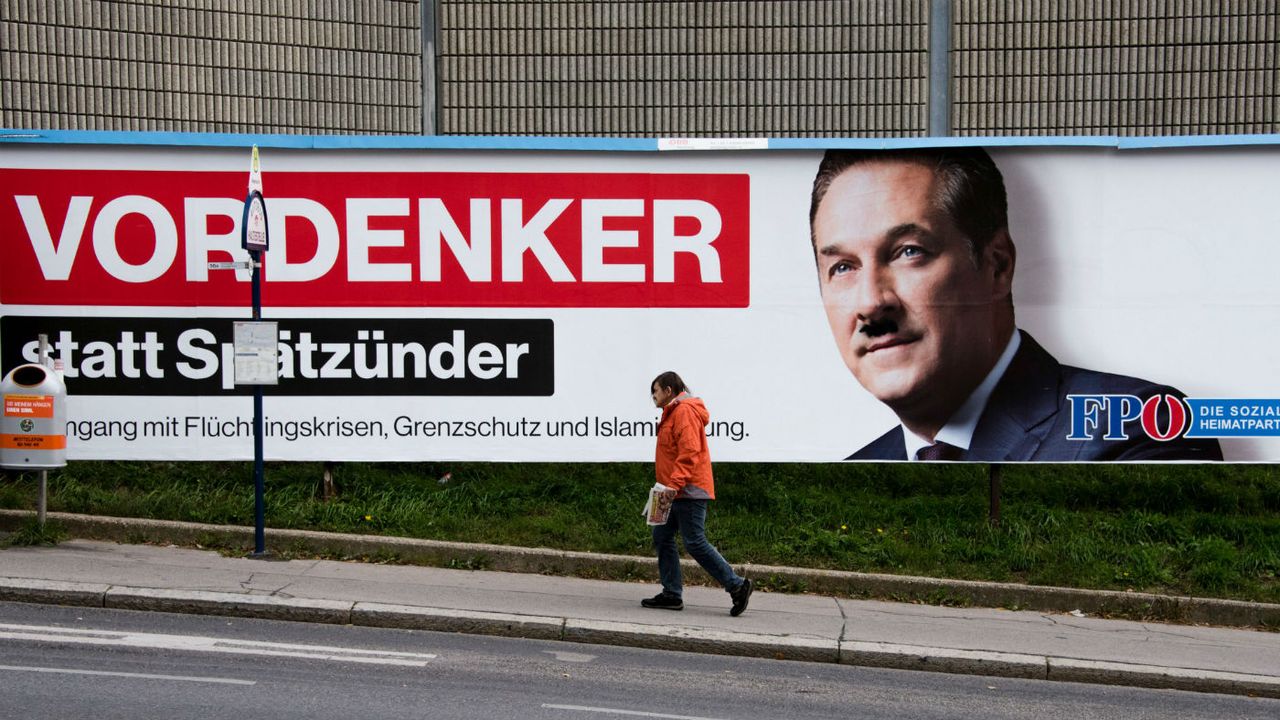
1, 363, 67, 469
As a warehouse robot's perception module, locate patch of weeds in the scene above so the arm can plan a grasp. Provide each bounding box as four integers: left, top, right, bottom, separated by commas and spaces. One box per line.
364, 548, 405, 565
191, 532, 231, 549
566, 561, 652, 582
612, 561, 649, 581
186, 534, 243, 554
1093, 601, 1185, 624
446, 554, 493, 571
886, 589, 971, 608
4, 518, 68, 547
926, 591, 972, 608
285, 539, 313, 556
756, 574, 808, 594
211, 542, 253, 558
301, 547, 348, 562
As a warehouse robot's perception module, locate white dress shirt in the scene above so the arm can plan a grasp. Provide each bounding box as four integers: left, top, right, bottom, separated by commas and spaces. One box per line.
905, 331, 1021, 461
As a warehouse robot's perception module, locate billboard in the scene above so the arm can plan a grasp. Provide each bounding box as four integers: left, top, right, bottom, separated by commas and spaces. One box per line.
2, 140, 1278, 462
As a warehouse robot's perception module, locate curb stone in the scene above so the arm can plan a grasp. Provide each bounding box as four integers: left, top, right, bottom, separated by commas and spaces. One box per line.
563, 618, 839, 663
104, 587, 353, 624
840, 641, 1046, 679
1, 509, 1277, 629
1, 577, 1276, 699
1046, 657, 1280, 697
0, 577, 110, 607
352, 602, 565, 640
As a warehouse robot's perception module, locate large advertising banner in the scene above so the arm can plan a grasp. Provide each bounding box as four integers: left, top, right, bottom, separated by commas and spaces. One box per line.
1, 142, 1278, 462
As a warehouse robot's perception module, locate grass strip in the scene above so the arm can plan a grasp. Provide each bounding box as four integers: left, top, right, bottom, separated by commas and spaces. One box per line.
1, 461, 1277, 604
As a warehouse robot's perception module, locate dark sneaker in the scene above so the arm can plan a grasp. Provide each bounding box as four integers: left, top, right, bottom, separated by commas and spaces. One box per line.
729, 578, 753, 617
641, 592, 684, 610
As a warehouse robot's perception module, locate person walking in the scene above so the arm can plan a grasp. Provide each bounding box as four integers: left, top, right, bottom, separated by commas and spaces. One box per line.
643, 371, 753, 616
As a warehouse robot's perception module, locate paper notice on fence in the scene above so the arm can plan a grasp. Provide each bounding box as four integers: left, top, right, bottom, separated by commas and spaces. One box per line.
644, 484, 678, 526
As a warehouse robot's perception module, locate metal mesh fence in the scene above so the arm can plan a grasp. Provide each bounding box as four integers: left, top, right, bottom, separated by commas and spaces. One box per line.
0, 0, 422, 134
436, 1, 928, 137
1, 1, 1275, 137
953, 0, 1279, 136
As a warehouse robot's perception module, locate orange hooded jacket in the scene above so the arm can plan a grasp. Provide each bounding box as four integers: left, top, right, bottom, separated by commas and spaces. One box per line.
654, 392, 715, 500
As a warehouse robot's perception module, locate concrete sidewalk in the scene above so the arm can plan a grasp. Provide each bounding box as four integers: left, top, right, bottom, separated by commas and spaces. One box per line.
1, 538, 1277, 699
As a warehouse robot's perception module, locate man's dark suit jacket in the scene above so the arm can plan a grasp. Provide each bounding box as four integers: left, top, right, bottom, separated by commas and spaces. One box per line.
849, 331, 1223, 462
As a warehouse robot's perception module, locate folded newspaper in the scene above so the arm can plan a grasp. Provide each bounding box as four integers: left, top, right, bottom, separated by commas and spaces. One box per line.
642, 483, 678, 526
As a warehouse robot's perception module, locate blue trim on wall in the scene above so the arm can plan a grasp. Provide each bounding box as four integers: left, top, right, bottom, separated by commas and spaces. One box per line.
2, 128, 1278, 151
766, 136, 1121, 149
0, 129, 658, 151
1116, 134, 1280, 148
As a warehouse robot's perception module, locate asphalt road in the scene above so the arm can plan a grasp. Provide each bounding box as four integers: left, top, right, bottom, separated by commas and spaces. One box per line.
1, 602, 1276, 720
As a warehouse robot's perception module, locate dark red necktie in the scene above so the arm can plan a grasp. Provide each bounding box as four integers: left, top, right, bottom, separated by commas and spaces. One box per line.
917, 441, 965, 461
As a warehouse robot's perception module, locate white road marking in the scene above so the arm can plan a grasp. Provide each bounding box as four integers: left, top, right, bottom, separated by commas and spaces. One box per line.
0, 664, 255, 685
541, 704, 729, 720
0, 623, 436, 667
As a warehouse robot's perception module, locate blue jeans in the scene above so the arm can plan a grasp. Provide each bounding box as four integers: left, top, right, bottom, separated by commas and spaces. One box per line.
651, 499, 743, 598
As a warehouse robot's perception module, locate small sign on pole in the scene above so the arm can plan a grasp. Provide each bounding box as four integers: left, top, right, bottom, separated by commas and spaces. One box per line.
233, 321, 279, 386
208, 261, 253, 271
242, 146, 269, 253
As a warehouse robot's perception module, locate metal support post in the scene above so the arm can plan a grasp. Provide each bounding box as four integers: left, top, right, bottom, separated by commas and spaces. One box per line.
37, 470, 47, 527
421, 0, 438, 135
928, 0, 952, 137
250, 248, 266, 557
36, 333, 49, 528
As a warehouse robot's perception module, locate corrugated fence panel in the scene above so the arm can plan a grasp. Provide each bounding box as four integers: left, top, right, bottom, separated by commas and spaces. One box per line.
953, 0, 1279, 136
436, 0, 929, 137
0, 0, 423, 134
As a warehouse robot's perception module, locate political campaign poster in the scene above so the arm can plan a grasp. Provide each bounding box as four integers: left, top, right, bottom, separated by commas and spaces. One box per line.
1, 139, 1277, 462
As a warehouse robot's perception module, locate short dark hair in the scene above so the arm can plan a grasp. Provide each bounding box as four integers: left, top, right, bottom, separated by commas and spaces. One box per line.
809, 147, 1009, 261
651, 370, 688, 395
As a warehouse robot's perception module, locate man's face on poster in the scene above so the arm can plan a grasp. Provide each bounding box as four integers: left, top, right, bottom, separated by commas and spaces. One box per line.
812, 161, 1012, 420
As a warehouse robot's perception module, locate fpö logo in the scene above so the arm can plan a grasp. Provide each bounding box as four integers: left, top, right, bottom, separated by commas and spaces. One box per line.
1068, 395, 1280, 441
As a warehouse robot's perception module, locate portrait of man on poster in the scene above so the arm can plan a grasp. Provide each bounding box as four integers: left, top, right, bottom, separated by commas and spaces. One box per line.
808, 147, 1222, 462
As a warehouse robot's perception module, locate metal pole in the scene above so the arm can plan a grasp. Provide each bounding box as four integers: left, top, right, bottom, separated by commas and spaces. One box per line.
927, 0, 952, 137
421, 0, 438, 135
36, 334, 49, 528
251, 248, 266, 556
38, 470, 47, 527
